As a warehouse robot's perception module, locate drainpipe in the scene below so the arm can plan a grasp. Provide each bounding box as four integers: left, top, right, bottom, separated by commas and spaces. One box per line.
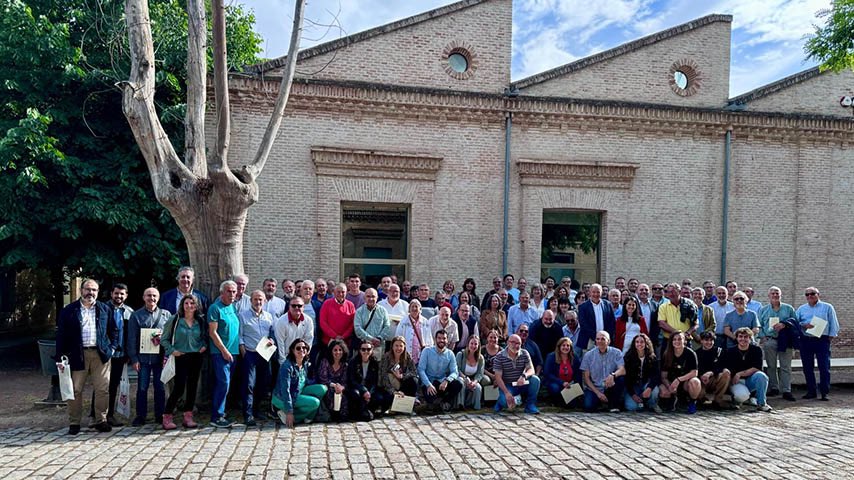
502, 111, 512, 275
720, 126, 732, 285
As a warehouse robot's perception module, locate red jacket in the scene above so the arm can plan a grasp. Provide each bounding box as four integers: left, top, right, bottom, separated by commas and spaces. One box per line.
319, 298, 356, 346
615, 316, 649, 351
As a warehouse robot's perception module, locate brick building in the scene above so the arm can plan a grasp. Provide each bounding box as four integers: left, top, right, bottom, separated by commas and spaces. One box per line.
222, 0, 854, 351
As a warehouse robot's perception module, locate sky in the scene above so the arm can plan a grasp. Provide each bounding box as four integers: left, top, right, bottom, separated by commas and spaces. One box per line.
235, 0, 831, 97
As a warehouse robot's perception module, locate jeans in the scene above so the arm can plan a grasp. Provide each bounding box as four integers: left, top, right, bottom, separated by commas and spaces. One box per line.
496, 375, 541, 410
242, 351, 271, 418
624, 384, 659, 411
583, 377, 625, 412
800, 335, 831, 396
211, 354, 233, 421
736, 371, 769, 405
762, 338, 793, 393
135, 360, 165, 421
423, 379, 464, 406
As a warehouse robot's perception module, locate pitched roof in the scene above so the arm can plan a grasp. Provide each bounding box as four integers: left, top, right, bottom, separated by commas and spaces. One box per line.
245, 0, 490, 76
511, 14, 733, 90
727, 66, 822, 105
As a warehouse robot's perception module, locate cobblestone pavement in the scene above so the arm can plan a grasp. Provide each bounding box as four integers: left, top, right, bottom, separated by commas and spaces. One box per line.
2, 403, 854, 480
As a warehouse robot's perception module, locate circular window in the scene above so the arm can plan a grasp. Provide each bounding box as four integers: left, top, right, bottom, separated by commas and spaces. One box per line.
448, 53, 469, 73
668, 59, 702, 97
674, 70, 688, 90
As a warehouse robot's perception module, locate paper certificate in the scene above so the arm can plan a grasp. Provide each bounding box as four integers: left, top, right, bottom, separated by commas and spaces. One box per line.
768, 317, 780, 329
390, 395, 416, 414
806, 316, 828, 337
483, 385, 499, 402
139, 328, 162, 354
387, 314, 402, 323
511, 379, 529, 387
561, 384, 584, 404
255, 336, 277, 362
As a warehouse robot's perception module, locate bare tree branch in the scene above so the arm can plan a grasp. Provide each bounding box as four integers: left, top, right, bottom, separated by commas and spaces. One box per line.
119, 0, 195, 204
211, 0, 230, 173
244, 0, 306, 181
185, 0, 208, 178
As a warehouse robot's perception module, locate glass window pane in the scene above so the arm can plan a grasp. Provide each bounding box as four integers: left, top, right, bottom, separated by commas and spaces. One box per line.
341, 205, 408, 260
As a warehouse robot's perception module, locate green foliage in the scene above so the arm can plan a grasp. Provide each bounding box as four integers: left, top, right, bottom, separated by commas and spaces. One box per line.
0, 0, 263, 291
805, 0, 854, 72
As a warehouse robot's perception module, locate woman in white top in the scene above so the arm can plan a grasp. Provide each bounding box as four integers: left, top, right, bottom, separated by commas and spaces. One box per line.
395, 299, 432, 365
529, 284, 547, 317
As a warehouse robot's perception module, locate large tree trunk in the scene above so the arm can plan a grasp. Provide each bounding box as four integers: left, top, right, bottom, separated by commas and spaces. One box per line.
120, 0, 305, 298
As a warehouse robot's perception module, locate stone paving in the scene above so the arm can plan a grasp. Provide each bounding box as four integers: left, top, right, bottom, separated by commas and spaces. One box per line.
1, 404, 853, 480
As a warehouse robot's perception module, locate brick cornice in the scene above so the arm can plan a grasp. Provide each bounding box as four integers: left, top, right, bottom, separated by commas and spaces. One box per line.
517, 159, 639, 189
312, 147, 442, 181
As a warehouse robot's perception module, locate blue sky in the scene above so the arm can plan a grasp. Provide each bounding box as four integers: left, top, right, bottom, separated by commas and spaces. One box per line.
237, 0, 830, 97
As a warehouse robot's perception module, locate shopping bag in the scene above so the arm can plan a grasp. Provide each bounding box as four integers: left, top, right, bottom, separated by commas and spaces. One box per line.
57, 356, 75, 401
160, 355, 176, 384
115, 364, 131, 418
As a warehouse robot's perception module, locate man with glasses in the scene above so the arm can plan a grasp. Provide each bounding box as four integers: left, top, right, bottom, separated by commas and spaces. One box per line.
656, 283, 698, 353
711, 286, 734, 349
650, 283, 665, 308
580, 331, 625, 413
723, 291, 759, 349
797, 287, 839, 401
417, 330, 462, 413
702, 281, 717, 305
273, 296, 314, 367
744, 287, 762, 313
493, 334, 541, 414
758, 287, 797, 400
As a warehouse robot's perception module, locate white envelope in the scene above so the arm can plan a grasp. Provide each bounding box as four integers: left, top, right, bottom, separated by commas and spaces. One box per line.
139, 328, 162, 354
483, 385, 499, 402
561, 383, 584, 404
255, 336, 277, 362
805, 317, 827, 337
768, 317, 780, 328
390, 395, 416, 414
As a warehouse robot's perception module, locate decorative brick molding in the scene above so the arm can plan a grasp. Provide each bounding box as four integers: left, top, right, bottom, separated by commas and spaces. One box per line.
312, 147, 443, 181
669, 58, 703, 97
441, 41, 478, 80
517, 159, 639, 189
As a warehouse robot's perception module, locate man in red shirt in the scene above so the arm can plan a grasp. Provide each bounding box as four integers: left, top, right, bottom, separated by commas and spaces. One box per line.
319, 283, 356, 351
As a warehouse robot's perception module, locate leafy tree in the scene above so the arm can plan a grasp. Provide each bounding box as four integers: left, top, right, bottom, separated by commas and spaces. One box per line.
0, 0, 262, 314
805, 0, 854, 72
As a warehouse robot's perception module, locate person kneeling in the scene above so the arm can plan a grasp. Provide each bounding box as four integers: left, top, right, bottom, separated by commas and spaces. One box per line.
623, 334, 660, 413
347, 340, 382, 421
493, 334, 541, 414
272, 339, 327, 427
417, 330, 463, 413
580, 331, 625, 413
658, 331, 701, 414
726, 327, 773, 412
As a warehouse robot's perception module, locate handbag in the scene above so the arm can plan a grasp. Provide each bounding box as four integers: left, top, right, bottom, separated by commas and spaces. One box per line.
160, 354, 176, 383
115, 364, 131, 418
57, 355, 74, 401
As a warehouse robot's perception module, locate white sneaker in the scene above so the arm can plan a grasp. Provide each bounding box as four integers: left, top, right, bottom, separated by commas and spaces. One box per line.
276, 410, 288, 425
748, 397, 758, 406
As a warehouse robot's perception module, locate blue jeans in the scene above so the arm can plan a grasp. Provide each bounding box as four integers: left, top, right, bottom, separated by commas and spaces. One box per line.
496, 375, 541, 409
135, 361, 165, 420
242, 351, 271, 418
800, 336, 831, 396
740, 371, 769, 405
624, 384, 659, 411
212, 354, 233, 421
583, 377, 625, 412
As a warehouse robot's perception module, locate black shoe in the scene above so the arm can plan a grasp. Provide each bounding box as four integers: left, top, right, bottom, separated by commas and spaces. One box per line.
131, 417, 145, 427
802, 393, 817, 400
245, 415, 256, 427
767, 389, 780, 397
93, 422, 112, 433
359, 411, 374, 422
440, 402, 452, 414
820, 395, 829, 401
68, 425, 81, 435
107, 417, 124, 427
782, 392, 796, 402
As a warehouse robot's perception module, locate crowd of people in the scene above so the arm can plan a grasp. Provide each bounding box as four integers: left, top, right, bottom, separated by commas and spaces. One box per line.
55, 269, 840, 434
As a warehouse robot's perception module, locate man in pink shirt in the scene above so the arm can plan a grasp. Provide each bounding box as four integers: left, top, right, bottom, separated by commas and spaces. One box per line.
319, 283, 356, 349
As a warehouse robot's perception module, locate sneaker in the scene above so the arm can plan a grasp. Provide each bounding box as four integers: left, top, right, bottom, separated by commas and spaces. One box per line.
767, 388, 780, 397
68, 425, 81, 435
748, 397, 758, 406
757, 404, 773, 413
652, 404, 663, 414
820, 395, 829, 401
244, 415, 256, 427
440, 402, 452, 414
608, 408, 620, 413
524, 405, 540, 415
687, 401, 697, 415
782, 392, 796, 402
276, 410, 288, 425
93, 422, 112, 433
131, 417, 145, 427
210, 417, 234, 428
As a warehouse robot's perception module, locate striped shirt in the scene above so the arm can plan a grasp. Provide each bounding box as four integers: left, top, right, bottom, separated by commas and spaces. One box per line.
492, 348, 533, 385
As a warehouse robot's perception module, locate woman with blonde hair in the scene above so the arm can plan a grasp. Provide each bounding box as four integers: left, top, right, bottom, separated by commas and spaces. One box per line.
456, 336, 484, 409
377, 335, 419, 411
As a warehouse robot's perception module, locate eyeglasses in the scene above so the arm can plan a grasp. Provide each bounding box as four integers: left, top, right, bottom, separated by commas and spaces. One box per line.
733, 298, 745, 302
805, 292, 818, 297
294, 346, 309, 351
360, 347, 373, 352
290, 304, 304, 309
652, 287, 663, 291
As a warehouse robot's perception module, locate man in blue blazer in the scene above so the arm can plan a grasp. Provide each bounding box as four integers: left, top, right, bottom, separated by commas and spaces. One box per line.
55, 279, 119, 435
159, 266, 210, 315
575, 284, 616, 354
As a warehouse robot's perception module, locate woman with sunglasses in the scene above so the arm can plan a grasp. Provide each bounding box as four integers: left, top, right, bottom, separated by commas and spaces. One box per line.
347, 339, 381, 421
272, 339, 327, 427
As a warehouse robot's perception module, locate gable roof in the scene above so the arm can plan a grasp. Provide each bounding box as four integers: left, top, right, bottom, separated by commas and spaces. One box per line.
245, 0, 490, 76
511, 14, 733, 90
727, 66, 822, 105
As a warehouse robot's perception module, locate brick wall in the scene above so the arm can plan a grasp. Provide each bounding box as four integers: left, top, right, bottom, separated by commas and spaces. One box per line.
742, 69, 854, 117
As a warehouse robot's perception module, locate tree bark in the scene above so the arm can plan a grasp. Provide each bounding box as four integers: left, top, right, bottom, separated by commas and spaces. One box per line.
120, 0, 304, 298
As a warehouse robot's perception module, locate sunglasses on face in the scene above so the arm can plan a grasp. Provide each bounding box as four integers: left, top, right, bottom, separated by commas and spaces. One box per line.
805, 292, 818, 297
734, 298, 745, 302
294, 346, 308, 351
360, 347, 373, 352
291, 304, 304, 309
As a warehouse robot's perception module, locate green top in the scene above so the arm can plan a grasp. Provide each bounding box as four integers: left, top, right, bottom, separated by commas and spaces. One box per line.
161, 315, 205, 356
208, 300, 240, 355
757, 302, 797, 339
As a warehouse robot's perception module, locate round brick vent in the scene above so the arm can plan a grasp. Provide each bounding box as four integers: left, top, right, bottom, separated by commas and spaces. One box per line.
669, 59, 702, 97
441, 41, 478, 80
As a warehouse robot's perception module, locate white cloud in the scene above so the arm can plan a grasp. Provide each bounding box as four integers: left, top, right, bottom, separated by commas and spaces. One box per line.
515, 30, 578, 79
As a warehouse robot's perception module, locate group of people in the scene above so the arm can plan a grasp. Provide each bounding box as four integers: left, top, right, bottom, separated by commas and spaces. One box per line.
55, 269, 840, 434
